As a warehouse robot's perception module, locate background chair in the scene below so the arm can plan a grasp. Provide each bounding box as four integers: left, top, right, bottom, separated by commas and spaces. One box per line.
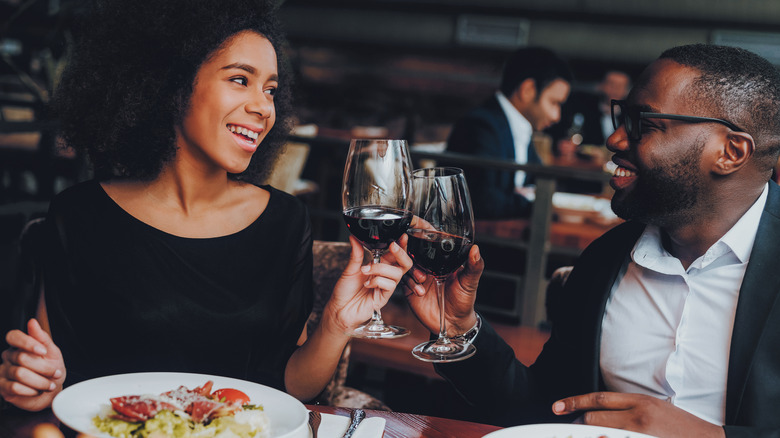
308, 240, 390, 411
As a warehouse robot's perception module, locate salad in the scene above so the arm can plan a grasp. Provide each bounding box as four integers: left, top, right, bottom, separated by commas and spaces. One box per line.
92, 381, 270, 438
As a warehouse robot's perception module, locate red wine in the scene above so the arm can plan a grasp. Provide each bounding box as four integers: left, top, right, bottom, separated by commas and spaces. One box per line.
343, 206, 412, 251
406, 229, 473, 278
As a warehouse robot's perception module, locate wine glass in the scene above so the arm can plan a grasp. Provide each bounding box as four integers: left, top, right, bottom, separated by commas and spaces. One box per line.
342, 138, 413, 338
407, 167, 476, 362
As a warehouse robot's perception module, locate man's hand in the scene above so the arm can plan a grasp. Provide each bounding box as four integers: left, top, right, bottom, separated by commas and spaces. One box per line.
553, 392, 725, 438
402, 244, 484, 336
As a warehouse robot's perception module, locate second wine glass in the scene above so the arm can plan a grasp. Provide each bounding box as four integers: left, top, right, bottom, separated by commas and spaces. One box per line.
407, 167, 476, 362
342, 138, 413, 338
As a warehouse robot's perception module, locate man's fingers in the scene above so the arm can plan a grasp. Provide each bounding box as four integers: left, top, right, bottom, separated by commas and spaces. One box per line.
457, 245, 483, 291
553, 392, 636, 415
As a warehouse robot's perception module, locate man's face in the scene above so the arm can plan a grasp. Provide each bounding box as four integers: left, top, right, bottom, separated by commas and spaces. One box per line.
599, 71, 631, 103
606, 60, 716, 226
522, 79, 570, 131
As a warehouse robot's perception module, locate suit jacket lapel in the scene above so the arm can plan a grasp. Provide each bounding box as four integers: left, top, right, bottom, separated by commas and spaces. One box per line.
726, 182, 780, 422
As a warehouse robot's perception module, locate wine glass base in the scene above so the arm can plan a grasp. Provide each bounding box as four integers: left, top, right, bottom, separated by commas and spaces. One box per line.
412, 340, 476, 363
349, 324, 410, 339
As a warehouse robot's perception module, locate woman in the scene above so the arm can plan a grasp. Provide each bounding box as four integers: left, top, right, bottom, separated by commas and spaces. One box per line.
0, 0, 412, 411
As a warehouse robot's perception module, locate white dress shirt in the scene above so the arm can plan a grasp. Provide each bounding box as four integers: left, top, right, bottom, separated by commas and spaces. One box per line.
495, 91, 533, 188
600, 184, 768, 425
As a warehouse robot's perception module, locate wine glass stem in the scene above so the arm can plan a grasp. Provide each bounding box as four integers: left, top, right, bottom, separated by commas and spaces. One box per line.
435, 277, 451, 344
369, 251, 385, 328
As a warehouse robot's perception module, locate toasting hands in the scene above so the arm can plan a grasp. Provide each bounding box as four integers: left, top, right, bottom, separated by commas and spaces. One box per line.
402, 244, 484, 336
553, 392, 726, 438
324, 235, 414, 335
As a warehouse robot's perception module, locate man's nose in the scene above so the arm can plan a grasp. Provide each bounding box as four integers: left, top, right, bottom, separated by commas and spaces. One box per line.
606, 124, 629, 153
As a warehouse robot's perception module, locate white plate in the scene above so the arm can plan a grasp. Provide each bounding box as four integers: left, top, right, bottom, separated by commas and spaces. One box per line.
52, 372, 309, 438
483, 423, 659, 438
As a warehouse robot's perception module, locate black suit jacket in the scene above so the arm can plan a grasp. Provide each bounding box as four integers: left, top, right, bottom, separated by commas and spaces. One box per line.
446, 95, 539, 219
437, 182, 780, 437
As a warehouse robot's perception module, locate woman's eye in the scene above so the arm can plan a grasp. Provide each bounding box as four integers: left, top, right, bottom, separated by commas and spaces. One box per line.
230, 77, 248, 86
264, 87, 277, 96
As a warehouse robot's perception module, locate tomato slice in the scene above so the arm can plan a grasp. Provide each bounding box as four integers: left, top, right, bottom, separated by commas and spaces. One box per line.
212, 388, 251, 405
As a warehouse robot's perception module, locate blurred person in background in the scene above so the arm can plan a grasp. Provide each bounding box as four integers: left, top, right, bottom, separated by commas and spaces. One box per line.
446, 47, 573, 219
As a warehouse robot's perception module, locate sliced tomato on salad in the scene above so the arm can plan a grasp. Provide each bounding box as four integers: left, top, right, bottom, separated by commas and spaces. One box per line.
212, 388, 251, 406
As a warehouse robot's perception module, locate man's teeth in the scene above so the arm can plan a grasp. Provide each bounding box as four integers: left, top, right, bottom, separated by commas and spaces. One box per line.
614, 167, 636, 177
228, 125, 259, 140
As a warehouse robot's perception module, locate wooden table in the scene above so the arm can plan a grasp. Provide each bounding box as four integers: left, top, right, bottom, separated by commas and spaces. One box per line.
0, 403, 502, 438
351, 300, 550, 380
476, 217, 620, 252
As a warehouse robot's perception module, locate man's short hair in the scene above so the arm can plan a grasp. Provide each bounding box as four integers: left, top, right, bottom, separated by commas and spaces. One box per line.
660, 44, 780, 165
499, 47, 573, 97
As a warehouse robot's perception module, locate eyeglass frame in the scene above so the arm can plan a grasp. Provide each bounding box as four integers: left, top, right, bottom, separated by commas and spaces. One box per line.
611, 99, 745, 141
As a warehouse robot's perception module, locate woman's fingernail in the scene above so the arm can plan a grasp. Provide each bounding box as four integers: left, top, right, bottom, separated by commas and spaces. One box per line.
364, 280, 370, 287
53, 369, 62, 379
361, 265, 370, 274
553, 401, 565, 413
49, 382, 56, 391
34, 346, 47, 356
415, 285, 425, 295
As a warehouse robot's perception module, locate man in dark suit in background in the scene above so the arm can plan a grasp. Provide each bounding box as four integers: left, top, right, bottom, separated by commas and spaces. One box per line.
446, 47, 573, 219
549, 70, 631, 152
405, 43, 780, 437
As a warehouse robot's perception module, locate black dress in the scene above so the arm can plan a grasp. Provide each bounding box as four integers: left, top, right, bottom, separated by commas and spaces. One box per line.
43, 180, 313, 391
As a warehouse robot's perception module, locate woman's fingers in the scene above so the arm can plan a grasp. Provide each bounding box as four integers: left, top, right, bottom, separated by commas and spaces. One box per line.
3, 348, 61, 380
5, 329, 47, 356
5, 363, 56, 392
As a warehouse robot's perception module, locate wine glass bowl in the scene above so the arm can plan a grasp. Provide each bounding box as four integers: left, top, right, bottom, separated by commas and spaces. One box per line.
407, 167, 475, 362
342, 139, 413, 339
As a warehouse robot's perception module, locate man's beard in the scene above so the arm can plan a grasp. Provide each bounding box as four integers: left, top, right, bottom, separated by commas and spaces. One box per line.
611, 142, 704, 226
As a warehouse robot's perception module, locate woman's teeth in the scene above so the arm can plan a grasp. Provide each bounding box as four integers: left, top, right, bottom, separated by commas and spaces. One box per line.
228, 125, 259, 140
614, 167, 636, 177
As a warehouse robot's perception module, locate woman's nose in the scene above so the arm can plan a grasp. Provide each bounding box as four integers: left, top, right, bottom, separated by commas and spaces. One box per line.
245, 94, 273, 119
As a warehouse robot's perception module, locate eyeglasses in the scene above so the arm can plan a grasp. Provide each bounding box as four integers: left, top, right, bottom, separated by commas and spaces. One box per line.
611, 99, 744, 141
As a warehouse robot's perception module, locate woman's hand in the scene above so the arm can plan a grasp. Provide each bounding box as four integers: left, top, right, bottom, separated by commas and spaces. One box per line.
0, 319, 66, 412
403, 245, 484, 336
323, 235, 414, 335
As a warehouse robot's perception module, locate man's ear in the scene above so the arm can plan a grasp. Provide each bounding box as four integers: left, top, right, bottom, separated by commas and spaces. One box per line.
511, 78, 537, 107
713, 131, 754, 175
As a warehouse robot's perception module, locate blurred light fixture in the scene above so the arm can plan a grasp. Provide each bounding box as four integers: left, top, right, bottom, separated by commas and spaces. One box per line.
455, 15, 530, 49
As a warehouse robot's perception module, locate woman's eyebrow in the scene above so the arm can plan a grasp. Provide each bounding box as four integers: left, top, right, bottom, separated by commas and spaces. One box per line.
221, 63, 256, 74
221, 63, 278, 81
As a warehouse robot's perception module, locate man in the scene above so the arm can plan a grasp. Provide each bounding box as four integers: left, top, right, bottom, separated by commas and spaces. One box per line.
447, 47, 572, 219
551, 70, 632, 151
405, 43, 780, 438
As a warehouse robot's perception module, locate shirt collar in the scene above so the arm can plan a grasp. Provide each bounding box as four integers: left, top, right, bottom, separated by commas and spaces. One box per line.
631, 183, 769, 273
495, 91, 532, 138
719, 182, 768, 263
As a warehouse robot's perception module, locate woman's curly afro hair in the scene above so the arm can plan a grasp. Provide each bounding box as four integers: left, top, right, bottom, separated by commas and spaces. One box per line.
53, 0, 293, 183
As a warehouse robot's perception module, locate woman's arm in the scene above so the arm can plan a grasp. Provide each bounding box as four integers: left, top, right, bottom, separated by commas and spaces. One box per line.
283, 236, 412, 401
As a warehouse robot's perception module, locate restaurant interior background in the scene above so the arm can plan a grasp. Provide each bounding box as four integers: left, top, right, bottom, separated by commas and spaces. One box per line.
2, 0, 780, 419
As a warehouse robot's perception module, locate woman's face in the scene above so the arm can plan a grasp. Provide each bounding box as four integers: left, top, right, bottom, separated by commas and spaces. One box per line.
176, 31, 278, 175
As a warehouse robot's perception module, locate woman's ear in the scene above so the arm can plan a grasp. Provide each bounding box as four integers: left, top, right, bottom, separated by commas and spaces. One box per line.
713, 131, 754, 175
